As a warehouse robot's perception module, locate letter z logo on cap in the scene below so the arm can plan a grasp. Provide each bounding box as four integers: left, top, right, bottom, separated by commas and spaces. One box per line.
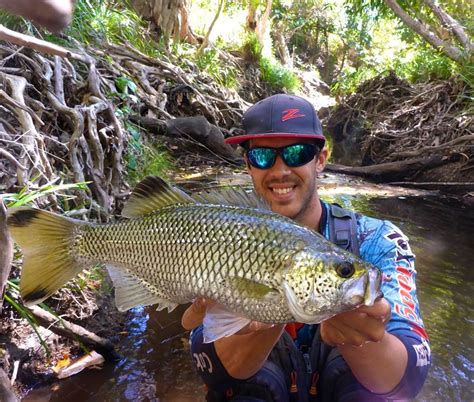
281, 108, 305, 122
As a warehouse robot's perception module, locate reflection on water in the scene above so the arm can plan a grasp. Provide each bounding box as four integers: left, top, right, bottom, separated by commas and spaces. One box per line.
25, 178, 473, 402
358, 196, 474, 402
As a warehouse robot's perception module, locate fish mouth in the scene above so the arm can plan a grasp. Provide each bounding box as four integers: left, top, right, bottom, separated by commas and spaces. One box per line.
343, 267, 382, 307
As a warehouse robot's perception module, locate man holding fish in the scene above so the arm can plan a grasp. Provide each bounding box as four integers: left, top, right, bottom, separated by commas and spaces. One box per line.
4, 46, 430, 397
182, 94, 431, 401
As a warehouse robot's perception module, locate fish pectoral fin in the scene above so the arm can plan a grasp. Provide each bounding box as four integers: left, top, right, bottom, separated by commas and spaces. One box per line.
202, 303, 251, 343
122, 176, 195, 218
226, 276, 280, 302
106, 265, 173, 312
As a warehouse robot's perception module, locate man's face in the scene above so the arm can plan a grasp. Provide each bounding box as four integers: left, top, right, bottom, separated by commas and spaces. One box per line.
245, 137, 327, 224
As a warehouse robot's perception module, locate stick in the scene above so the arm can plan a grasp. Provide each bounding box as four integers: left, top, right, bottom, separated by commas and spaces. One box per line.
28, 305, 118, 360
0, 24, 88, 62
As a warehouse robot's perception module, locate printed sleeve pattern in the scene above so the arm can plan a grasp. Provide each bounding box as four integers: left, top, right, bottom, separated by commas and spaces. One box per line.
357, 215, 431, 397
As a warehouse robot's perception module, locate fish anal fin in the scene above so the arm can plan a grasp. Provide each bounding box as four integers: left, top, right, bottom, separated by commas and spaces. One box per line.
106, 265, 175, 311
122, 176, 195, 218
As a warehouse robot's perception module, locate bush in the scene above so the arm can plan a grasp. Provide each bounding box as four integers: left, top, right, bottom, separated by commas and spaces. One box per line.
259, 57, 300, 92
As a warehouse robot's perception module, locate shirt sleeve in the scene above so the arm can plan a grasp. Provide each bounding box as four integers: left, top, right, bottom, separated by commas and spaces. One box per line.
358, 216, 431, 398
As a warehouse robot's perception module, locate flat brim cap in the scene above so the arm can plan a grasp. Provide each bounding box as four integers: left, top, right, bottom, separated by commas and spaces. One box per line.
225, 94, 326, 146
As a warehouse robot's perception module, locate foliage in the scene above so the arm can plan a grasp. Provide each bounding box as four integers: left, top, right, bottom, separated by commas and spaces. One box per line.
125, 122, 173, 186
259, 57, 301, 92
1, 181, 90, 208
195, 47, 239, 89
241, 32, 264, 62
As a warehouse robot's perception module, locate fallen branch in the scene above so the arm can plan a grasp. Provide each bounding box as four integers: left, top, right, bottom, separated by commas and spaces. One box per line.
0, 24, 88, 62
28, 305, 118, 360
387, 181, 474, 193
326, 155, 452, 181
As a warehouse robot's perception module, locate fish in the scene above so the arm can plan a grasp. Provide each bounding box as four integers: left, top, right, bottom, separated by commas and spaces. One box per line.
7, 176, 382, 342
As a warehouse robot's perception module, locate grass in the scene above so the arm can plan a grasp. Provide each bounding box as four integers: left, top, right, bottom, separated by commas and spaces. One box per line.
125, 122, 173, 186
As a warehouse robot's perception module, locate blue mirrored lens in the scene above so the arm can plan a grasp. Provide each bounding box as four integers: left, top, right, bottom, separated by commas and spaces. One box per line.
282, 144, 316, 167
247, 148, 276, 169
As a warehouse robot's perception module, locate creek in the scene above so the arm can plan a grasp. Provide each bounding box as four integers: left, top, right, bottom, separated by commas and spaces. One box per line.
24, 172, 473, 402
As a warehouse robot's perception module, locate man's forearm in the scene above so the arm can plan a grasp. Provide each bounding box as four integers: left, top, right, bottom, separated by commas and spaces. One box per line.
339, 331, 408, 394
215, 324, 285, 379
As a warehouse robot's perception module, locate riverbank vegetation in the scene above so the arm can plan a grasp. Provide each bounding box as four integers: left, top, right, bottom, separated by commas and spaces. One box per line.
0, 0, 472, 398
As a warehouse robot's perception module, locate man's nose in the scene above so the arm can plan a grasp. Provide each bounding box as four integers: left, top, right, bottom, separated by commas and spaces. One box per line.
270, 154, 292, 175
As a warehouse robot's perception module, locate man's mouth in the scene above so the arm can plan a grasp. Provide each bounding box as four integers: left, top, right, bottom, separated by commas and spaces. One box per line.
272, 187, 294, 195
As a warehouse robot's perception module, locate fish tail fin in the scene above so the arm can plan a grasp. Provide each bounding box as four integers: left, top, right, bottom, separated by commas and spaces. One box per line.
7, 207, 86, 306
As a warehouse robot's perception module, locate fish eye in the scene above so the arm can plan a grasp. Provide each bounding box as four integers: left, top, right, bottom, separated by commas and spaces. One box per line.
336, 262, 355, 278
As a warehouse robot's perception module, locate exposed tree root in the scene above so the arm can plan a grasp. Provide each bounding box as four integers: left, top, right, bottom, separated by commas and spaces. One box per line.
0, 36, 247, 214
327, 72, 473, 184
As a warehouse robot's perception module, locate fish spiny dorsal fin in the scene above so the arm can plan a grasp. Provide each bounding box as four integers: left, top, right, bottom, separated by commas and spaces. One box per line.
192, 187, 269, 210
122, 176, 195, 218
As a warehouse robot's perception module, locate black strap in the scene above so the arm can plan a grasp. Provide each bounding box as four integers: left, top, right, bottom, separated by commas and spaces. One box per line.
328, 204, 360, 257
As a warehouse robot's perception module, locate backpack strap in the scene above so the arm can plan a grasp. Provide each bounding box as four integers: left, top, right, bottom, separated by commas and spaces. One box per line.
328, 204, 360, 257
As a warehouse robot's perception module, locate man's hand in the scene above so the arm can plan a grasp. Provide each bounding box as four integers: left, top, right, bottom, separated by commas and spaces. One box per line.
320, 298, 391, 347
182, 297, 285, 379
0, 0, 74, 32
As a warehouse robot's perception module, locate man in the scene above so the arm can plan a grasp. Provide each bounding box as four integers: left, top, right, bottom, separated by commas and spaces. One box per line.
0, 0, 74, 32
182, 94, 430, 401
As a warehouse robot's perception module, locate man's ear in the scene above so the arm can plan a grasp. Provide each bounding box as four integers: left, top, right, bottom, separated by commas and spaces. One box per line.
315, 148, 328, 174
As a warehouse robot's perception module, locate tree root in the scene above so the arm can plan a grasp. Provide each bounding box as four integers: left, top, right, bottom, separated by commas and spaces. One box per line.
0, 36, 246, 213
327, 72, 473, 182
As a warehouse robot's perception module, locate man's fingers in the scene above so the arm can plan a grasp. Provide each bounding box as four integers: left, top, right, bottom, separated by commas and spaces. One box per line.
236, 321, 278, 335
357, 298, 391, 319
181, 298, 215, 330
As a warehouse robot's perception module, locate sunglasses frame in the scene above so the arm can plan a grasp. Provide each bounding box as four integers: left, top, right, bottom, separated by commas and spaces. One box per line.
246, 143, 319, 170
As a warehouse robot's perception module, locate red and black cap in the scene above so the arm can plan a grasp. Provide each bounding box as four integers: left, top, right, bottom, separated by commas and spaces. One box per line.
225, 94, 325, 147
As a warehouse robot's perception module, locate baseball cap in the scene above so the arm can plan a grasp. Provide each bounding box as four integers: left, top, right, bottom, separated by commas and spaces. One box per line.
225, 94, 325, 147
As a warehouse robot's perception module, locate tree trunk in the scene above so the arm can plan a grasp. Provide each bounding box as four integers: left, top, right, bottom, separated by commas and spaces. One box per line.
246, 0, 273, 47
273, 24, 292, 67
423, 0, 474, 53
197, 0, 225, 55
130, 0, 197, 47
383, 0, 470, 62
326, 155, 455, 181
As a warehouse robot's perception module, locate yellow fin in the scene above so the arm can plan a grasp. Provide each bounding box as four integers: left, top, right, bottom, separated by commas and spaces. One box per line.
7, 207, 87, 306
122, 176, 195, 218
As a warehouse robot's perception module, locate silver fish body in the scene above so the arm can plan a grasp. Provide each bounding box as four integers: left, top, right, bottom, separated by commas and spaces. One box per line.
7, 177, 382, 329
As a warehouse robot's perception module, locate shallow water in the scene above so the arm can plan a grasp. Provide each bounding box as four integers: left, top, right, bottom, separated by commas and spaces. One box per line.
24, 175, 474, 401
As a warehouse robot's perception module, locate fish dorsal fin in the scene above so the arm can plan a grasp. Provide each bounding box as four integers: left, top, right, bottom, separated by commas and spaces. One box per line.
192, 187, 269, 210
122, 176, 195, 218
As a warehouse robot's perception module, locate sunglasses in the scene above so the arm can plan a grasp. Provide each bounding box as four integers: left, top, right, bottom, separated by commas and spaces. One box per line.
246, 143, 318, 170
